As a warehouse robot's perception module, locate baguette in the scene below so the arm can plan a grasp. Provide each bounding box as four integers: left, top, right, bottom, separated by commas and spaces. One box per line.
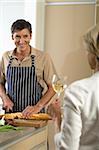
0, 112, 51, 120
0, 112, 22, 119
27, 113, 52, 120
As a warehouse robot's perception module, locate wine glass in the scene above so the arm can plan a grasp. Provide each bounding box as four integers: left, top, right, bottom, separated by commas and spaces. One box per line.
51, 74, 67, 118
46, 74, 67, 119
52, 74, 67, 98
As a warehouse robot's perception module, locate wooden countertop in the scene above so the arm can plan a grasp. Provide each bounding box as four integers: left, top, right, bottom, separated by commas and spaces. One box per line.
0, 126, 47, 149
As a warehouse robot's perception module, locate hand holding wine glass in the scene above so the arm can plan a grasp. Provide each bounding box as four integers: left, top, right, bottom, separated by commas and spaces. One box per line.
52, 74, 67, 98
47, 74, 67, 131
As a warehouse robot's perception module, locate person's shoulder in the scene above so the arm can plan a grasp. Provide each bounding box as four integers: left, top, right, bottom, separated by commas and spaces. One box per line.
71, 73, 98, 88
67, 76, 92, 93
31, 47, 50, 58
70, 78, 88, 86
31, 47, 43, 56
2, 50, 13, 59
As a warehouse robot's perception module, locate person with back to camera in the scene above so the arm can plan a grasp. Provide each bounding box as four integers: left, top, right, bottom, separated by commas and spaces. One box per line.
0, 19, 57, 117
48, 23, 99, 150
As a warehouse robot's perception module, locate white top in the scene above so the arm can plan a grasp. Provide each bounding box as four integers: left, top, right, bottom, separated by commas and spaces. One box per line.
55, 72, 99, 150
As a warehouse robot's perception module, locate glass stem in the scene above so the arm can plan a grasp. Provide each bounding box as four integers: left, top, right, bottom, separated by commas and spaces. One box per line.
57, 92, 60, 98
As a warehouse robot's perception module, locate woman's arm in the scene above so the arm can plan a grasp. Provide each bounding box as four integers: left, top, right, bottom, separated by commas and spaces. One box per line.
0, 84, 14, 112
22, 84, 56, 117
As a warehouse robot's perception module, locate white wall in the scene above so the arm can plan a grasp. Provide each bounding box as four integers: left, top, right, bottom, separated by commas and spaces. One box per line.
0, 1, 24, 51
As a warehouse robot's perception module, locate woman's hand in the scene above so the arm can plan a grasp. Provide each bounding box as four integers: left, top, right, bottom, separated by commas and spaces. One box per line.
0, 84, 14, 112
47, 99, 61, 131
22, 105, 42, 118
3, 95, 14, 112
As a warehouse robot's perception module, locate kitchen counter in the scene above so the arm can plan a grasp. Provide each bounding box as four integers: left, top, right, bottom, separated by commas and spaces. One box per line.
0, 125, 48, 150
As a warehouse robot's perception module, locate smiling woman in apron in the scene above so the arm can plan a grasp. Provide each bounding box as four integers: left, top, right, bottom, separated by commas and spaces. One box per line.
0, 19, 56, 117
7, 52, 43, 112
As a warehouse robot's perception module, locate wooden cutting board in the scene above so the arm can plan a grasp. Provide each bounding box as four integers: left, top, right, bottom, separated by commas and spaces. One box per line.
10, 119, 48, 128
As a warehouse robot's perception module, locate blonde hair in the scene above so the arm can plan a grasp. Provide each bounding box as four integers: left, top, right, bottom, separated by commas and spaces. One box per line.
83, 24, 99, 57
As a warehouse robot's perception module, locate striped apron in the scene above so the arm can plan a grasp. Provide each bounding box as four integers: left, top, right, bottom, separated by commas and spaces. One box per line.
6, 55, 44, 112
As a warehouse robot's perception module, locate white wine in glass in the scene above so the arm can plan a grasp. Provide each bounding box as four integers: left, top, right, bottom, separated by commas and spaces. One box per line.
52, 74, 67, 98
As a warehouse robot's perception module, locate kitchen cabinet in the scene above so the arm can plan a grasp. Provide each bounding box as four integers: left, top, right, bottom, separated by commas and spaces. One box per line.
0, 126, 48, 150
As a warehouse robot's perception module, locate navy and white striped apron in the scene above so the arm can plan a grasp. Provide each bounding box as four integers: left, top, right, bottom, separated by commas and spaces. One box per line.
6, 55, 44, 112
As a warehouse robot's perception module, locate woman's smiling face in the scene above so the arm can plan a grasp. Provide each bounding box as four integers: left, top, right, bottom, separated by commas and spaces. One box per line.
12, 28, 32, 52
